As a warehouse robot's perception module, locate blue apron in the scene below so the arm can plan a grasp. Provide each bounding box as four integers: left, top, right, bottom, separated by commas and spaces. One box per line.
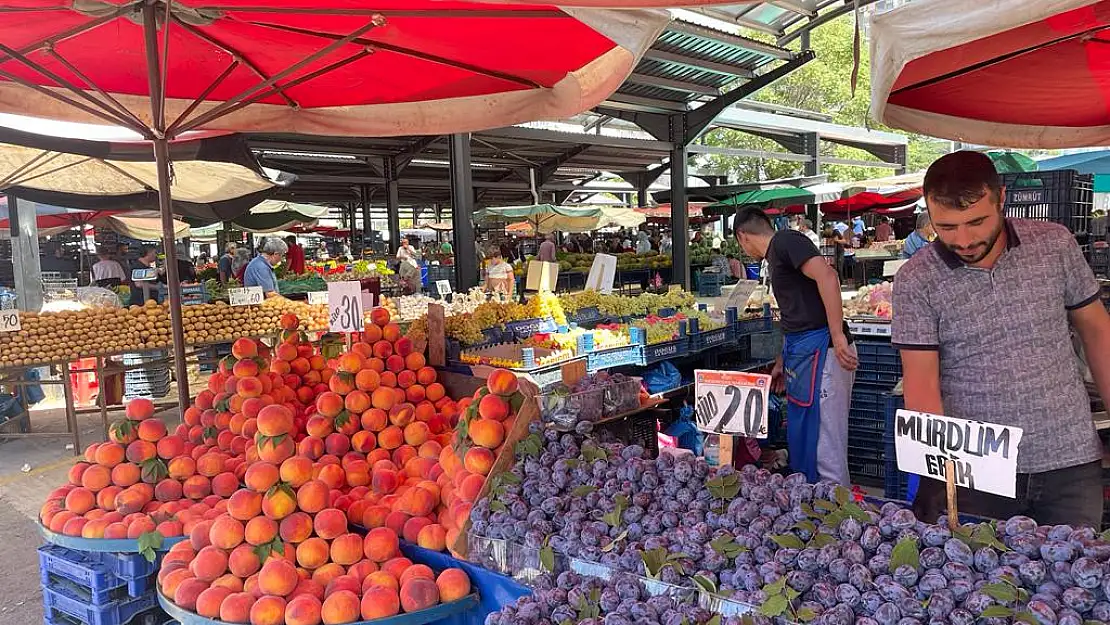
783, 327, 830, 483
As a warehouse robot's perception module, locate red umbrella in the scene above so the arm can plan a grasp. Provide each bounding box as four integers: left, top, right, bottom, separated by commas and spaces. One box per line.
820, 189, 922, 214
871, 0, 1110, 147
0, 1, 669, 411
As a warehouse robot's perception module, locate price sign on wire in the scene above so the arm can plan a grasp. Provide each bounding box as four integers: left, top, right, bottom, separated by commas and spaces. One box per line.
307, 291, 328, 305
694, 370, 771, 437
328, 281, 363, 333
228, 286, 264, 307
435, 280, 452, 296
0, 309, 20, 332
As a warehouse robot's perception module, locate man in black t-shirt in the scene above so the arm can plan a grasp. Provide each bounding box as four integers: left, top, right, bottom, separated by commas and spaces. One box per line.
735, 207, 858, 485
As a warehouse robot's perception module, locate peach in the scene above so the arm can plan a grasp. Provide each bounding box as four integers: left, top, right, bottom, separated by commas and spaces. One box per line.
388, 403, 415, 428
157, 519, 184, 537
115, 488, 150, 516
213, 573, 245, 593
321, 590, 360, 625
425, 383, 445, 402
417, 524, 448, 551
196, 585, 234, 618
296, 537, 330, 570
244, 462, 279, 492
258, 435, 296, 464
402, 487, 437, 517
403, 421, 430, 447
384, 354, 404, 373
245, 516, 278, 546
232, 338, 259, 359
262, 485, 297, 520
355, 369, 381, 392
402, 516, 432, 544
468, 418, 505, 449
381, 371, 398, 389
126, 397, 156, 421
359, 585, 401, 620
249, 595, 287, 625
436, 568, 471, 603
313, 508, 347, 540
257, 405, 294, 437
174, 577, 211, 611
161, 566, 196, 598
347, 560, 378, 582
349, 430, 376, 455
363, 527, 400, 563
220, 592, 257, 624
311, 563, 345, 589
324, 432, 350, 457
384, 511, 410, 537
94, 443, 125, 468
314, 392, 344, 419
463, 447, 495, 476
237, 377, 264, 399
344, 390, 371, 414
229, 543, 262, 578
329, 533, 364, 567
399, 578, 439, 613
259, 558, 299, 597
137, 418, 167, 442
364, 570, 400, 593
458, 473, 485, 503
392, 445, 418, 470
183, 475, 212, 500
62, 516, 89, 536
279, 511, 314, 544
212, 471, 239, 497
399, 564, 434, 588
210, 514, 246, 550
296, 480, 329, 514
297, 436, 325, 460
189, 545, 227, 584
292, 578, 325, 601
196, 452, 225, 477
317, 463, 346, 491
477, 393, 510, 421
280, 456, 314, 487
378, 425, 404, 450
64, 487, 95, 515
362, 504, 391, 529
125, 439, 156, 465
285, 594, 323, 625
325, 575, 361, 598
189, 519, 215, 550
228, 489, 263, 521
168, 456, 197, 480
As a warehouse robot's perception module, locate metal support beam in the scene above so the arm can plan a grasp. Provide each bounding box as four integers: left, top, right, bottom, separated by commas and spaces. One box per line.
802, 132, 821, 230
644, 49, 756, 78
449, 134, 478, 290
666, 21, 793, 60
626, 73, 721, 97
395, 135, 440, 173
893, 144, 908, 175
536, 143, 592, 186
360, 185, 371, 253
8, 195, 42, 312
384, 157, 401, 249
822, 156, 903, 169
687, 143, 812, 162
670, 142, 690, 289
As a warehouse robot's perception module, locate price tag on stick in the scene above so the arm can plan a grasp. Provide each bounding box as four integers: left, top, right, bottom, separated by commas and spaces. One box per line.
893, 409, 1023, 498
328, 281, 363, 333
694, 370, 771, 437
0, 309, 20, 332
228, 286, 263, 306
435, 280, 452, 297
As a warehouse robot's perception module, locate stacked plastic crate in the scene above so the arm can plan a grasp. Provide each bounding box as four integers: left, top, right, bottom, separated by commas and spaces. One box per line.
122, 352, 170, 401
847, 339, 902, 486
39, 544, 166, 625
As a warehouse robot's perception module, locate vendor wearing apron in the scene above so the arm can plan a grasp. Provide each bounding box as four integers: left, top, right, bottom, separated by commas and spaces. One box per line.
735, 207, 859, 484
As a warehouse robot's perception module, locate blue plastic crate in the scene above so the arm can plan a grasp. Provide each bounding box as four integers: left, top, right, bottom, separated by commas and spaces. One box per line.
39, 546, 154, 605
42, 579, 158, 625
854, 369, 901, 390
45, 606, 165, 625
77, 550, 158, 581
689, 326, 731, 352
586, 344, 643, 371
735, 315, 773, 336
639, 338, 688, 365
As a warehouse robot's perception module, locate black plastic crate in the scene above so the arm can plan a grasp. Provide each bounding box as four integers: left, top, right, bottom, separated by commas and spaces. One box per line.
1001, 169, 1093, 236
854, 369, 901, 390
855, 340, 902, 373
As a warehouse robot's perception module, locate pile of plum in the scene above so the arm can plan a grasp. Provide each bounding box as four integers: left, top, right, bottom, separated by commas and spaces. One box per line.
472, 422, 1110, 625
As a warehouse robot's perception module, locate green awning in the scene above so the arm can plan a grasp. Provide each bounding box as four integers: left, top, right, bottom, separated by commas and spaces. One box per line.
705, 187, 816, 215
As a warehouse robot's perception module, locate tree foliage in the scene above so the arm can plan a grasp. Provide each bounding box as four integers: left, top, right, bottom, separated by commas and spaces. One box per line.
698, 14, 944, 183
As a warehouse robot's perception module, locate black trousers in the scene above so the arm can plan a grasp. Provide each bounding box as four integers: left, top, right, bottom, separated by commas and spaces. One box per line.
913, 461, 1104, 528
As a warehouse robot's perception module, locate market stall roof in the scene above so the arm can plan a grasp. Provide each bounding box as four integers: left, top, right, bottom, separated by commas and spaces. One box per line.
0, 114, 277, 222
0, 202, 189, 239
870, 0, 1110, 148
704, 181, 843, 214
475, 203, 646, 233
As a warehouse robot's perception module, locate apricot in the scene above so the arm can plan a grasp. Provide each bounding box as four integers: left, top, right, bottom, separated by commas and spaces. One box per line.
280, 456, 314, 487
313, 508, 347, 540
296, 480, 329, 514
245, 516, 278, 546
417, 524, 448, 552
191, 545, 229, 582
286, 594, 323, 625
174, 577, 211, 611
249, 595, 287, 625
258, 557, 299, 597
296, 537, 330, 570
229, 543, 262, 578
279, 511, 314, 544
321, 590, 360, 625
360, 586, 401, 619
220, 592, 257, 624
436, 568, 471, 603
363, 527, 400, 563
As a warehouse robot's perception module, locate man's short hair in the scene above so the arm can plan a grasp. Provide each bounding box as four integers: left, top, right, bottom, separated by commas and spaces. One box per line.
284, 235, 295, 245
915, 212, 932, 230
733, 207, 774, 237
924, 151, 1002, 209
259, 237, 289, 256
138, 245, 155, 258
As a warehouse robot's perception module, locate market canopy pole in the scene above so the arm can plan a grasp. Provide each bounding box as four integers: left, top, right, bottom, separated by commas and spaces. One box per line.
143, 1, 190, 415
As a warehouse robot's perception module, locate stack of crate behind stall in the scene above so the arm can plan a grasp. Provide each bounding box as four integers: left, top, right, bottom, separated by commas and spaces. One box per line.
846, 338, 902, 487
122, 351, 170, 401
38, 544, 166, 625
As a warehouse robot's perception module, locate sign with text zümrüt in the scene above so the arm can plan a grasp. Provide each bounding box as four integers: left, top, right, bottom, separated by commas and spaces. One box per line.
893, 409, 1022, 498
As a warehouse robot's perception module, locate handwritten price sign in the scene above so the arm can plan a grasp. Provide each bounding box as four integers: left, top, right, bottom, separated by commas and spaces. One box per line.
694, 370, 771, 438
228, 287, 264, 307
328, 281, 363, 333
0, 309, 20, 332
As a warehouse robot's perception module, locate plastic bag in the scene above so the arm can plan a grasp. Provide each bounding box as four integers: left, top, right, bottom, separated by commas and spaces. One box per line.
642, 361, 681, 394
663, 404, 703, 456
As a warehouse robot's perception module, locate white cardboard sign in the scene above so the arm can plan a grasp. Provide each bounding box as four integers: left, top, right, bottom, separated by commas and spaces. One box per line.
694, 370, 771, 438
307, 291, 328, 305
436, 280, 452, 296
584, 253, 617, 294
0, 309, 20, 332
328, 281, 363, 333
228, 286, 264, 306
893, 409, 1022, 498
